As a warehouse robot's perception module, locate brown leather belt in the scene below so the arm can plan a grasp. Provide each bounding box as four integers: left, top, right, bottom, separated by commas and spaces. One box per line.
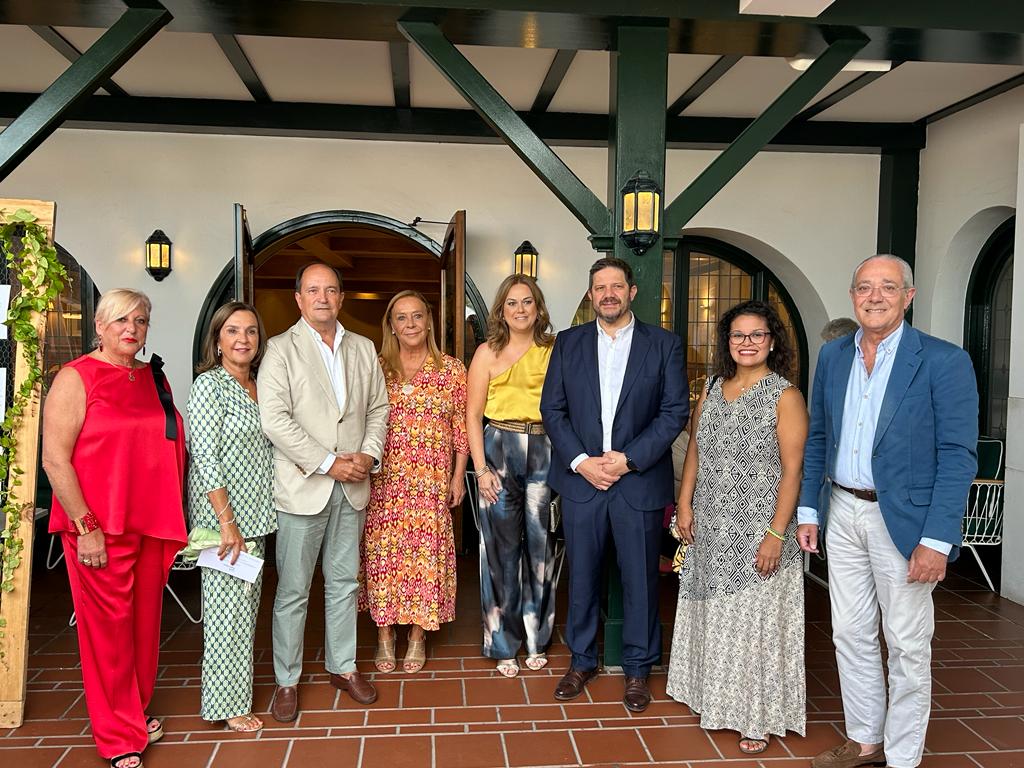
489, 419, 546, 436
833, 481, 878, 503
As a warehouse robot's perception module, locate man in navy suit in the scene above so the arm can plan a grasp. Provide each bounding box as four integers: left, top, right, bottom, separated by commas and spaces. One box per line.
540, 256, 688, 712
798, 255, 978, 768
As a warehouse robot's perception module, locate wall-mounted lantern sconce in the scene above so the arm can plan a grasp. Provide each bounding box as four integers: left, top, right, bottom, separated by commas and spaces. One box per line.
145, 229, 172, 281
514, 240, 539, 278
619, 171, 661, 255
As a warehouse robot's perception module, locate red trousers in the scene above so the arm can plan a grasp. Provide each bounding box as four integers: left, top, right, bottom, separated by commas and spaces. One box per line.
62, 532, 177, 759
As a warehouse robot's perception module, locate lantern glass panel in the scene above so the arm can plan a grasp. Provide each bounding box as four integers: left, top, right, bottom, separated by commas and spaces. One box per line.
623, 192, 636, 232
637, 191, 656, 232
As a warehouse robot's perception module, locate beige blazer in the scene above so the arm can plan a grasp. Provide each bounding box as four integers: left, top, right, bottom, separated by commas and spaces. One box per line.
258, 319, 389, 514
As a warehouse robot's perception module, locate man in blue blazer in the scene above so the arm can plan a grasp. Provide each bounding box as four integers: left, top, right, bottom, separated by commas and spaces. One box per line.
797, 255, 978, 768
541, 257, 688, 712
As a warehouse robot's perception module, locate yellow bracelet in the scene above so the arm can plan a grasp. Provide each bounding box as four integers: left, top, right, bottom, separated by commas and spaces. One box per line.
766, 526, 787, 541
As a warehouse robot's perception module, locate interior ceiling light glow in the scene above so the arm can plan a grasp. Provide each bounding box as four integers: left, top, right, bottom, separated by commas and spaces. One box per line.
787, 57, 892, 72
739, 0, 837, 17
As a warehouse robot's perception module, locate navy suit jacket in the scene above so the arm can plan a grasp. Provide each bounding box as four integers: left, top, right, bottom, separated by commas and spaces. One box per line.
798, 323, 978, 560
540, 319, 689, 509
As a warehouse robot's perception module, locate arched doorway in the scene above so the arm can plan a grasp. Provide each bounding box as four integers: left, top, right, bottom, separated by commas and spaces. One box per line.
965, 216, 1013, 440
194, 211, 488, 370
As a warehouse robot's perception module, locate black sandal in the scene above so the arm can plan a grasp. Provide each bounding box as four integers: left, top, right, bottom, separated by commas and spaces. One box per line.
145, 716, 163, 744
110, 752, 143, 768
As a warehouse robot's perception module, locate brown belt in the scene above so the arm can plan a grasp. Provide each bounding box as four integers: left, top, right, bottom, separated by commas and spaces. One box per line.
489, 419, 546, 436
833, 481, 878, 503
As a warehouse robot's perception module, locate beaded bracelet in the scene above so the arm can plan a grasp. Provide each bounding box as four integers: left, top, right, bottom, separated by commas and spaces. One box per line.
766, 526, 787, 542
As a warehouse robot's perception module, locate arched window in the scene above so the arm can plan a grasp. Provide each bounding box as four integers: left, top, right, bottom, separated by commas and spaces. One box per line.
571, 238, 808, 409
965, 216, 1013, 439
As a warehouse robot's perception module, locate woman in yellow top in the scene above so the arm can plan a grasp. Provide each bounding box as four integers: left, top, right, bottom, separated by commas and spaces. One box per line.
467, 274, 557, 678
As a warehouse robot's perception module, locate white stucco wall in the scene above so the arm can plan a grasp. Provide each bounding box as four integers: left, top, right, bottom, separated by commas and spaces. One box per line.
0, 128, 878, 404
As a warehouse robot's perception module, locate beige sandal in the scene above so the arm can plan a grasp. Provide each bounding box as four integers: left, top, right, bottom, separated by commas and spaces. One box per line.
225, 713, 263, 733
496, 658, 520, 678
375, 629, 397, 673
404, 629, 426, 673
524, 654, 548, 671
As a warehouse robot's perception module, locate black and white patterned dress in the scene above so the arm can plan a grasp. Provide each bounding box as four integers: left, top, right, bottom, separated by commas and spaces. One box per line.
666, 372, 805, 740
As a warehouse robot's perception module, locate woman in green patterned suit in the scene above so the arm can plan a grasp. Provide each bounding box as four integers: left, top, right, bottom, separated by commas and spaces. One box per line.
187, 301, 277, 733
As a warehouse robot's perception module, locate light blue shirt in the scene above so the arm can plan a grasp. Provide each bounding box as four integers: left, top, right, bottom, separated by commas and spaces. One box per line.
798, 322, 950, 555
571, 313, 636, 471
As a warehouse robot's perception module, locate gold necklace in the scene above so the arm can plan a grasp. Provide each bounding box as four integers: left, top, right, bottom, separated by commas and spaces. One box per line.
400, 352, 428, 395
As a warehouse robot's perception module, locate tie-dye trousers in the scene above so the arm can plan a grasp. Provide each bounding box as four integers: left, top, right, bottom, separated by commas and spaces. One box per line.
478, 424, 557, 659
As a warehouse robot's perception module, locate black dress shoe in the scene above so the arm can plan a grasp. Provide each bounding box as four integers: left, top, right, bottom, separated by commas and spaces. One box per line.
270, 685, 299, 722
554, 667, 599, 701
623, 676, 651, 712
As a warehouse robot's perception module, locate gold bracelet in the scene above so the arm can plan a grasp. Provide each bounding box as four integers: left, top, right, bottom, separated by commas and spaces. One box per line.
766, 526, 787, 541
474, 466, 491, 477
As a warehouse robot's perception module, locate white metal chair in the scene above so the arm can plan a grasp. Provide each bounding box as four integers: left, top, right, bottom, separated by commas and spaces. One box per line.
961, 436, 1005, 591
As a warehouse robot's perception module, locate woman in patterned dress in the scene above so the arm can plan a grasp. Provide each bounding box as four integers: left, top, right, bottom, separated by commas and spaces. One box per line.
667, 300, 808, 754
188, 301, 277, 733
361, 290, 469, 673
466, 274, 556, 678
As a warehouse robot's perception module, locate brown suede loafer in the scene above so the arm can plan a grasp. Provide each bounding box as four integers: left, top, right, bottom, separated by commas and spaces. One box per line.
622, 676, 651, 712
330, 671, 378, 705
270, 685, 299, 723
553, 667, 598, 701
811, 740, 886, 768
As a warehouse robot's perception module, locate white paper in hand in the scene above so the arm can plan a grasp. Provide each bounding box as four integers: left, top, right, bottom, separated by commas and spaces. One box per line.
196, 547, 264, 583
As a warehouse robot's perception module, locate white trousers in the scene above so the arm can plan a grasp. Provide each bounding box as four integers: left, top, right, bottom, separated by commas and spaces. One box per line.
826, 488, 936, 768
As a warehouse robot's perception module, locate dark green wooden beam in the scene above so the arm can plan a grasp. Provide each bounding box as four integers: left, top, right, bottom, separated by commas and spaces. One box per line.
214, 33, 270, 102
663, 33, 868, 235
667, 54, 740, 116
795, 64, 899, 122
0, 5, 170, 182
29, 25, 130, 98
876, 148, 919, 266
398, 17, 611, 236
531, 49, 576, 113
925, 72, 1024, 125
389, 42, 411, 109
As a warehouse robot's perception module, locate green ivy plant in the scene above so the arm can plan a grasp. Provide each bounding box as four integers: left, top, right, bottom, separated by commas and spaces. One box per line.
0, 208, 67, 594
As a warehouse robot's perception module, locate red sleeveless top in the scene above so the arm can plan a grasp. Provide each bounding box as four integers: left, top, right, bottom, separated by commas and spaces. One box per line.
49, 355, 187, 546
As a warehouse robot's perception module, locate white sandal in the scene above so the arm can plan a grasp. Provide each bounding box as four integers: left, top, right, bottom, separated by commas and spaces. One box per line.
496, 658, 520, 678
524, 654, 548, 671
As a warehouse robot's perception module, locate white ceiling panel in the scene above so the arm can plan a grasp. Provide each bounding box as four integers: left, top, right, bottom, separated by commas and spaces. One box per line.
0, 25, 71, 93
683, 57, 864, 118
56, 27, 251, 100
547, 50, 609, 114
238, 37, 392, 105
410, 44, 554, 110
811, 61, 1024, 122
666, 53, 721, 108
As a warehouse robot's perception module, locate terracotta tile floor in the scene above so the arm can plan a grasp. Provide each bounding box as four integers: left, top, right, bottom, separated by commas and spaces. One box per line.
8, 552, 1024, 766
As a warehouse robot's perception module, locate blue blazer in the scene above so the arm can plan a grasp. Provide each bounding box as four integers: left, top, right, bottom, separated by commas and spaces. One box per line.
540, 319, 689, 509
798, 324, 978, 560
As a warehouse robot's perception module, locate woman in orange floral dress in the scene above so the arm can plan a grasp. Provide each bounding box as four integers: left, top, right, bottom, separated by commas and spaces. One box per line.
361, 290, 469, 674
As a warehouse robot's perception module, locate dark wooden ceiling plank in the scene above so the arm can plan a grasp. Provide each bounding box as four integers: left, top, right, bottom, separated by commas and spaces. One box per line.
531, 49, 576, 113
794, 65, 898, 122
0, 93, 924, 151
213, 33, 270, 102
667, 54, 740, 116
924, 72, 1024, 125
29, 25, 130, 97
389, 41, 411, 108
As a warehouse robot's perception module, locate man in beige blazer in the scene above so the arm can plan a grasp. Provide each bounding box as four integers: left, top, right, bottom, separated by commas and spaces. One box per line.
258, 262, 389, 721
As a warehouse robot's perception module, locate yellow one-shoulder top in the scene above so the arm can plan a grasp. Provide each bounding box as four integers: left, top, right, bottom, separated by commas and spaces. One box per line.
484, 343, 552, 423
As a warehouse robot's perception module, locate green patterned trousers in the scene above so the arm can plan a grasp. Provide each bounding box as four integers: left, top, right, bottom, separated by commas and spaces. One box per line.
199, 536, 265, 721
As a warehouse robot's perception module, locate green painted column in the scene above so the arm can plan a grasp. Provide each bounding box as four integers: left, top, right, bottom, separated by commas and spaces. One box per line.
601, 22, 669, 669
607, 23, 669, 323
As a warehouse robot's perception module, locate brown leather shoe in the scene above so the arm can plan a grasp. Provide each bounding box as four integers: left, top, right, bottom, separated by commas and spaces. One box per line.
622, 676, 651, 712
330, 671, 378, 705
811, 740, 886, 768
553, 667, 598, 701
270, 685, 298, 723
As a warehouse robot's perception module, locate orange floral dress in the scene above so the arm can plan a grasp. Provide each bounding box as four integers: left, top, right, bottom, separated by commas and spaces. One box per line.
360, 353, 469, 629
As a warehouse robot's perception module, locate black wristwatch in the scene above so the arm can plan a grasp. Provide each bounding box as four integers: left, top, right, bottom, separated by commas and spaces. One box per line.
625, 456, 639, 472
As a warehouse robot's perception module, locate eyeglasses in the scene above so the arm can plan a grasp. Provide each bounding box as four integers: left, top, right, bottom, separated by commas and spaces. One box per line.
727, 330, 772, 345
853, 282, 905, 298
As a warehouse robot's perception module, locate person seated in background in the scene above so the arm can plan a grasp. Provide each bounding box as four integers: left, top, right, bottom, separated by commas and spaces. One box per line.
820, 316, 858, 342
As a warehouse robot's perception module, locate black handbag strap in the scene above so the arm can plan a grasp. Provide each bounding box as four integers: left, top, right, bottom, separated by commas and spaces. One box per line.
149, 354, 178, 440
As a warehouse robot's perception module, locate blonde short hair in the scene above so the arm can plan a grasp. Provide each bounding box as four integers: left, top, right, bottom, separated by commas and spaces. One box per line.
93, 289, 152, 347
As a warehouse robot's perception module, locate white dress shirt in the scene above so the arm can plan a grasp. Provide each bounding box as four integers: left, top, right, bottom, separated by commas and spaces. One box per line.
798, 322, 950, 554
571, 313, 636, 471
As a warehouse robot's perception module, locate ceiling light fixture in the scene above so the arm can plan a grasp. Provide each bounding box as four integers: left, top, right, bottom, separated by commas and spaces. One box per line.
739, 0, 836, 17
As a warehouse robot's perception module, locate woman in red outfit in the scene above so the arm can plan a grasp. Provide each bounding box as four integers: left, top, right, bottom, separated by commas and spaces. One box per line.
42, 289, 187, 768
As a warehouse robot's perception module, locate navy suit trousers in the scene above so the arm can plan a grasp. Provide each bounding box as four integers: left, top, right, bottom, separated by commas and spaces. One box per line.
562, 489, 663, 678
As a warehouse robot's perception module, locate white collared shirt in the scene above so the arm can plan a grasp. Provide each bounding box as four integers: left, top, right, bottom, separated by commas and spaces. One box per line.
302, 318, 348, 474
571, 313, 636, 471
